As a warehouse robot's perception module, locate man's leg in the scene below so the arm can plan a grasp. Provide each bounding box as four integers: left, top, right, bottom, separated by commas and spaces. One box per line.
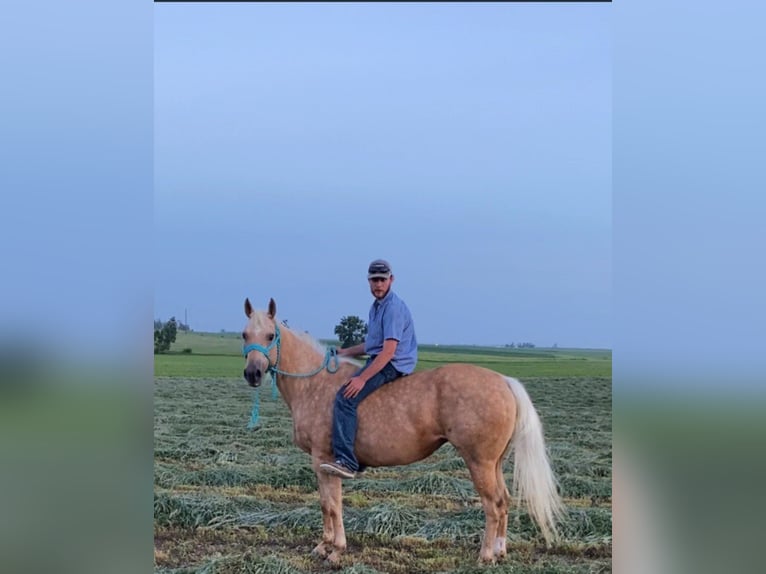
329, 362, 400, 473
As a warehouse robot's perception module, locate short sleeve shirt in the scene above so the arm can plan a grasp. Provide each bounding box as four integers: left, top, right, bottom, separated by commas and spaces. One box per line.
364, 290, 418, 374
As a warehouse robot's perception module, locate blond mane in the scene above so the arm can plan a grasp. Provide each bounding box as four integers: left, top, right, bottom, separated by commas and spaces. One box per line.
294, 327, 362, 367
264, 312, 362, 367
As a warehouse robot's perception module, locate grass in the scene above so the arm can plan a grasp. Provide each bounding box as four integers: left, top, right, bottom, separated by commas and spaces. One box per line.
154, 332, 611, 573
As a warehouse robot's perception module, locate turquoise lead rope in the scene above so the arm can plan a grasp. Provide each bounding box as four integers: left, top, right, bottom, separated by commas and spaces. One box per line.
246, 374, 278, 430
243, 324, 341, 428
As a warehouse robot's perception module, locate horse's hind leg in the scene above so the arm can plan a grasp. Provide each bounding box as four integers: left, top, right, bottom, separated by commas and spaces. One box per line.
494, 462, 511, 560
466, 460, 503, 564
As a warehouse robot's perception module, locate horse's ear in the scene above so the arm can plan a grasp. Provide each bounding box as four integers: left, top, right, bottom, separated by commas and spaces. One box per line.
244, 298, 253, 318
267, 298, 277, 319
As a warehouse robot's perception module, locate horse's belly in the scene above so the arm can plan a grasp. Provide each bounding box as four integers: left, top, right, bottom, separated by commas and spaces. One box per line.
355, 425, 446, 467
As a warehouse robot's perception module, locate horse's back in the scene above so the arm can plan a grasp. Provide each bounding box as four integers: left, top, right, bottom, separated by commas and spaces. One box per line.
355, 363, 517, 467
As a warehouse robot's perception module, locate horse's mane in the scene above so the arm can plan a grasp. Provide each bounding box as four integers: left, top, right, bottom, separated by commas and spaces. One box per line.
289, 325, 329, 356
276, 316, 362, 368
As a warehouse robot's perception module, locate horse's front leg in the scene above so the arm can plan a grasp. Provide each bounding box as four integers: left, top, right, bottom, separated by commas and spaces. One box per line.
311, 465, 334, 559
312, 460, 347, 565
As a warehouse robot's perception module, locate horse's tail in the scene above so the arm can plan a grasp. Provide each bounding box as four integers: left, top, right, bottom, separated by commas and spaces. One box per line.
504, 376, 566, 545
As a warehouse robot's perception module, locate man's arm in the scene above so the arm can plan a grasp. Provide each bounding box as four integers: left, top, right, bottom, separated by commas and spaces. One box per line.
342, 339, 398, 398
337, 343, 366, 357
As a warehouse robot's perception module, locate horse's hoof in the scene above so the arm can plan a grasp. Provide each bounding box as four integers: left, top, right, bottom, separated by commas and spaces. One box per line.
493, 537, 507, 559
478, 555, 497, 566
311, 544, 328, 559
325, 551, 343, 569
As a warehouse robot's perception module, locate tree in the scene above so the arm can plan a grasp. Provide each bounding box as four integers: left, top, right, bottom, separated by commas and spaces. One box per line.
154, 317, 178, 354
334, 315, 368, 348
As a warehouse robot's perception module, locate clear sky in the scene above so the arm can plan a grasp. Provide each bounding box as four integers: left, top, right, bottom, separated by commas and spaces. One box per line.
154, 3, 611, 348
4, 4, 766, 574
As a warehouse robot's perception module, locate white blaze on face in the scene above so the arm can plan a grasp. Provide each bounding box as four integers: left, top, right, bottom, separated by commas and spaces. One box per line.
246, 311, 273, 341
243, 311, 278, 375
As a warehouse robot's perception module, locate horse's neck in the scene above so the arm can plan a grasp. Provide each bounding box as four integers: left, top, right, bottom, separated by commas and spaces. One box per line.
275, 329, 332, 406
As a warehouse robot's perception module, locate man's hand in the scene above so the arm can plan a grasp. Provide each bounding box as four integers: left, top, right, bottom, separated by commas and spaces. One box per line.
342, 376, 366, 399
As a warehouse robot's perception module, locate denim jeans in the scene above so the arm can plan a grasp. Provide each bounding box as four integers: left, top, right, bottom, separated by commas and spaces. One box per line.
331, 357, 401, 472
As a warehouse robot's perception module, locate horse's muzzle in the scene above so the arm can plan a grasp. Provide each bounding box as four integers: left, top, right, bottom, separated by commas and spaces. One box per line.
243, 365, 262, 387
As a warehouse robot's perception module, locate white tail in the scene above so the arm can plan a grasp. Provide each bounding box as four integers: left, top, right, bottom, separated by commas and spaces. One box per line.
505, 376, 566, 545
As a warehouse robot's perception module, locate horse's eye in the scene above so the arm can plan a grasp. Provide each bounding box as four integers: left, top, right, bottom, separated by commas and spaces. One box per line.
267, 333, 275, 341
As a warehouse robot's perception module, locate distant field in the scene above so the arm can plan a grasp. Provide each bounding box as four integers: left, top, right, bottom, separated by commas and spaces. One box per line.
157, 332, 611, 379
154, 330, 612, 573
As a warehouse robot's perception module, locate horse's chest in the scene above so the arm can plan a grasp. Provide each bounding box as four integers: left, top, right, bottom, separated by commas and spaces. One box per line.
291, 408, 330, 454
292, 421, 311, 450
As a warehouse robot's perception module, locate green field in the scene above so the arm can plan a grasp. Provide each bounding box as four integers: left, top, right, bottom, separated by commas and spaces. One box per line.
155, 332, 611, 573
156, 332, 611, 379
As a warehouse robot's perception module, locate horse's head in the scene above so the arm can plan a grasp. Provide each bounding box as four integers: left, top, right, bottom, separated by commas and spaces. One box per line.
242, 297, 279, 387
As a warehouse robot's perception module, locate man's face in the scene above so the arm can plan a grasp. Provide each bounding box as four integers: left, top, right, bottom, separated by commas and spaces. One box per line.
368, 275, 392, 300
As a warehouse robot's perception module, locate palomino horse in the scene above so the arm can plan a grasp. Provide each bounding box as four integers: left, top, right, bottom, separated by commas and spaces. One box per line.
242, 298, 564, 565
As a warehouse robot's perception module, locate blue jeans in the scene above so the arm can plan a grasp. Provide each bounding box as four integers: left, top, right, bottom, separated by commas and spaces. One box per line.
331, 358, 401, 472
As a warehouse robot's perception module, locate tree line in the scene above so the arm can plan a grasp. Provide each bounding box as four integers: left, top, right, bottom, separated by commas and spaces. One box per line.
334, 315, 367, 348
154, 313, 539, 354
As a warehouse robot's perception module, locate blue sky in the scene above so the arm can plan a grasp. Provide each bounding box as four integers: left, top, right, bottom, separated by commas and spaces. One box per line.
2, 4, 765, 573
154, 3, 611, 348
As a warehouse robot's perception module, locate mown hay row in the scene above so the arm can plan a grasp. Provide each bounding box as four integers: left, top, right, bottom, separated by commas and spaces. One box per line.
155, 492, 611, 543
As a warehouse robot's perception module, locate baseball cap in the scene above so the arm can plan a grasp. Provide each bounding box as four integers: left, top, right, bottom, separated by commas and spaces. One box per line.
367, 259, 392, 279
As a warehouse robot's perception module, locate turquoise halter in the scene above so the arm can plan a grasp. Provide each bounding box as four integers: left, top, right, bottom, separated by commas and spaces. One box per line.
242, 324, 282, 368
243, 323, 342, 428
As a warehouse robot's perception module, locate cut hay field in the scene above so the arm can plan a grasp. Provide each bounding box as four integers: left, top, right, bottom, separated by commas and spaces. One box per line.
155, 332, 611, 574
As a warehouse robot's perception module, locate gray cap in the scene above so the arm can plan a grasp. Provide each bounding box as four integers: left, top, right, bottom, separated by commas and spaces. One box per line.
367, 259, 392, 279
